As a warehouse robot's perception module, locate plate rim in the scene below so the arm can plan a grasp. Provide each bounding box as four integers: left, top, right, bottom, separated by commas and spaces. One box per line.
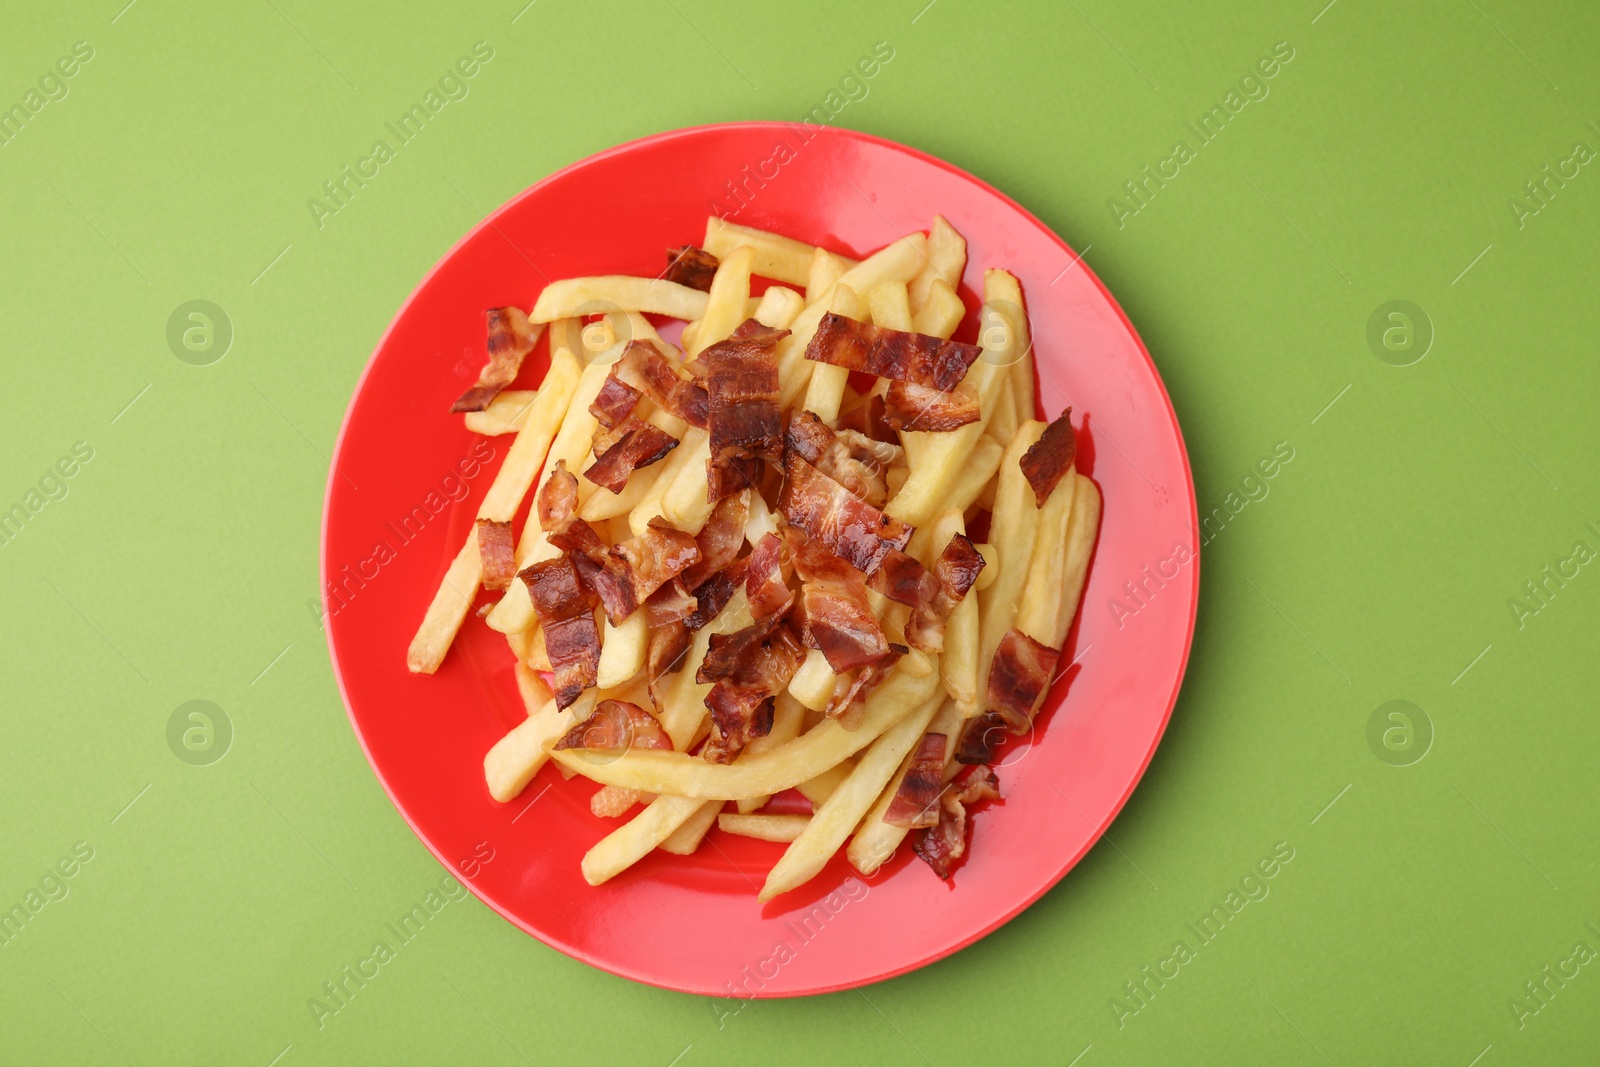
320, 120, 1200, 997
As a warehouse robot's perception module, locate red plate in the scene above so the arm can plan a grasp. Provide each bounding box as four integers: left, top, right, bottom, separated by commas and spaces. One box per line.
322, 123, 1198, 997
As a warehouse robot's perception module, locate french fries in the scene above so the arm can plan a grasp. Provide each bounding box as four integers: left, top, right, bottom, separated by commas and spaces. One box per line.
411, 214, 1102, 902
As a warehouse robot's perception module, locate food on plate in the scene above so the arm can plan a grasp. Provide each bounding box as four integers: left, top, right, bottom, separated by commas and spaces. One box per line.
407, 215, 1101, 898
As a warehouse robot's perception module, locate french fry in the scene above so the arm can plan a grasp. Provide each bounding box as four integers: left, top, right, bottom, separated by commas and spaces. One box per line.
919, 508, 981, 712
530, 276, 707, 323
911, 278, 965, 339
660, 434, 717, 534
514, 661, 554, 713
758, 693, 944, 900
884, 270, 1023, 527
777, 234, 929, 408
596, 612, 647, 689
801, 284, 864, 424
549, 664, 941, 798
483, 690, 595, 803
1018, 473, 1101, 649
989, 377, 1020, 448
687, 245, 756, 357
659, 800, 721, 855
654, 590, 755, 751
796, 758, 853, 807
908, 215, 967, 315
940, 433, 1004, 514
1007, 279, 1036, 427
786, 648, 836, 712
847, 700, 964, 875
591, 784, 654, 818
581, 793, 707, 885
977, 420, 1048, 712
972, 542, 998, 591
463, 390, 537, 435
704, 217, 849, 287
578, 459, 665, 521
745, 487, 778, 545
805, 246, 850, 305
719, 813, 810, 842
406, 345, 583, 673
752, 284, 804, 328
736, 694, 805, 814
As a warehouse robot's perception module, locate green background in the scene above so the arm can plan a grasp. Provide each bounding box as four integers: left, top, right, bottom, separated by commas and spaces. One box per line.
4, 0, 1598, 1062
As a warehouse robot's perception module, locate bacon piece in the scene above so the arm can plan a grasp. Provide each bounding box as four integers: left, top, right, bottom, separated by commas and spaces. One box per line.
913, 766, 1000, 879
590, 375, 643, 429
869, 549, 933, 608
569, 523, 701, 626
784, 410, 897, 508
451, 307, 541, 412
906, 534, 986, 653
538, 461, 580, 531
584, 420, 680, 493
476, 519, 516, 592
955, 711, 1008, 764
554, 699, 671, 752
744, 532, 792, 620
804, 313, 982, 392
985, 628, 1061, 733
825, 647, 904, 730
779, 453, 913, 576
645, 623, 692, 713
1019, 407, 1077, 506
681, 491, 749, 590
684, 564, 744, 631
884, 732, 948, 828
664, 245, 720, 291
615, 341, 708, 429
700, 619, 805, 762
883, 380, 981, 432
519, 555, 598, 709
644, 577, 697, 627
704, 320, 788, 504
837, 393, 896, 444
789, 531, 890, 673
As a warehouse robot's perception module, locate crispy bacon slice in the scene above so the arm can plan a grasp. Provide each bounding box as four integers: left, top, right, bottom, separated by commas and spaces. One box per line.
784, 410, 897, 507
684, 563, 744, 631
590, 374, 643, 430
905, 534, 986, 653
836, 392, 896, 444
955, 711, 1008, 764
451, 307, 542, 413
883, 380, 981, 433
476, 519, 516, 592
519, 555, 598, 709
704, 320, 788, 504
884, 732, 949, 828
615, 341, 708, 429
582, 523, 702, 626
804, 313, 982, 392
644, 577, 697, 627
912, 766, 1000, 879
681, 491, 749, 590
538, 461, 580, 531
645, 622, 692, 713
584, 419, 680, 493
789, 531, 890, 673
744, 532, 792, 620
697, 614, 786, 685
702, 685, 777, 764
985, 628, 1061, 733
554, 699, 671, 752
779, 453, 913, 576
825, 647, 905, 730
700, 619, 805, 762
869, 549, 933, 608
1019, 407, 1077, 506
664, 245, 720, 291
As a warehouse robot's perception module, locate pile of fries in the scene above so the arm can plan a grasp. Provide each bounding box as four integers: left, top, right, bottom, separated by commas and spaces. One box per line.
406, 215, 1101, 900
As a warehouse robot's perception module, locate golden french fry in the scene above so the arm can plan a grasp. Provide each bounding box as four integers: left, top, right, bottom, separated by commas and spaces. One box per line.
550, 664, 940, 798
977, 420, 1048, 711
661, 434, 716, 534
753, 285, 805, 329
745, 487, 778, 545
704, 217, 848, 287
591, 784, 654, 818
1042, 474, 1101, 647
736, 694, 805, 814
719, 813, 810, 843
908, 215, 967, 314
483, 690, 595, 803
1008, 280, 1036, 426
805, 246, 850, 305
654, 590, 755, 751
867, 281, 912, 331
688, 245, 755, 357
758, 693, 944, 900
597, 611, 647, 689
629, 424, 705, 535
847, 700, 963, 875
578, 458, 666, 521
530, 277, 707, 323
786, 648, 836, 712
989, 377, 1020, 448
919, 508, 980, 712
972, 542, 998, 591
940, 434, 1004, 514
581, 793, 706, 885
514, 661, 554, 713
406, 346, 583, 673
911, 278, 965, 339
796, 757, 854, 806
659, 799, 722, 855
801, 284, 864, 424
463, 390, 538, 435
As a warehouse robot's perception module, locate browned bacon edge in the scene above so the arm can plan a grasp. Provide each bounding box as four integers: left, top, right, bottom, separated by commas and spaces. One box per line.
538, 461, 580, 531
664, 245, 720, 291
476, 519, 516, 592
744, 532, 792, 620
700, 618, 805, 763
785, 410, 896, 508
905, 533, 987, 653
584, 420, 679, 493
883, 380, 981, 433
912, 765, 1001, 879
803, 312, 982, 392
615, 341, 708, 429
705, 320, 788, 504
836, 393, 896, 444
779, 452, 913, 577
452, 307, 541, 413
789, 529, 890, 673
681, 491, 748, 591
590, 375, 642, 430
954, 711, 1008, 764
825, 646, 905, 730
1019, 407, 1077, 506
518, 554, 598, 709
884, 732, 949, 828
554, 699, 672, 752
559, 523, 700, 626
985, 628, 1062, 734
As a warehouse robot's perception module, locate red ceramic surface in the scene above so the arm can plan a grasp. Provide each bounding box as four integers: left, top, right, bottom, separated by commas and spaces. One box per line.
322, 123, 1198, 997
